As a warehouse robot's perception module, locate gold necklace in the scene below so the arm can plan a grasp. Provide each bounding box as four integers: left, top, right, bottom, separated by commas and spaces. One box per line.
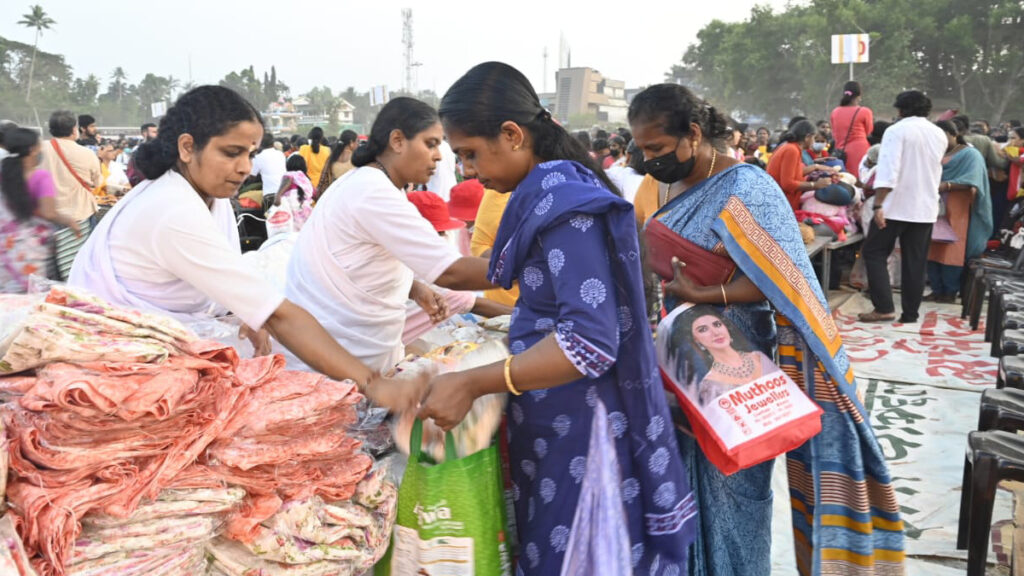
659, 149, 719, 208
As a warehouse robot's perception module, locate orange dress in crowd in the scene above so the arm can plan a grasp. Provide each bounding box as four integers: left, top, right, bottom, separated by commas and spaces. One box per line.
830, 105, 874, 175
765, 142, 805, 210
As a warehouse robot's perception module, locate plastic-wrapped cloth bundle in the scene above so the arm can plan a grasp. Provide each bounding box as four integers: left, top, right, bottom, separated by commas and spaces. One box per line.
0, 286, 196, 374
390, 340, 509, 462
3, 344, 260, 575
201, 370, 373, 543
206, 466, 398, 576
0, 514, 36, 575
0, 417, 8, 512
61, 487, 245, 576
0, 287, 380, 575
403, 315, 510, 357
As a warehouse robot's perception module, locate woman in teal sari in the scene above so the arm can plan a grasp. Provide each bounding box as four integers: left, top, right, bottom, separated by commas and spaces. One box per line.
926, 121, 993, 302
630, 84, 904, 576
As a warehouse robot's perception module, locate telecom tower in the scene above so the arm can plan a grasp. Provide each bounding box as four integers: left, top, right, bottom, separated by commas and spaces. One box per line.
401, 9, 421, 94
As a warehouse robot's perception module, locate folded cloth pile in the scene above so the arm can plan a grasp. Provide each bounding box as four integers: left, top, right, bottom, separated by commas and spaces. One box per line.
0, 286, 195, 374
3, 344, 260, 574
201, 370, 372, 542
391, 340, 509, 462
67, 487, 245, 576
0, 514, 35, 575
206, 466, 398, 576
0, 287, 377, 575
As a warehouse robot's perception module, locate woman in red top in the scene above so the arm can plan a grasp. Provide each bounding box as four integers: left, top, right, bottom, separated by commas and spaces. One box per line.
1004, 127, 1024, 202
766, 120, 832, 210
830, 81, 874, 175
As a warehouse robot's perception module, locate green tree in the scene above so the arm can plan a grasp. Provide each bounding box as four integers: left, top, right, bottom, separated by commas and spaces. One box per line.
109, 66, 127, 102
18, 3, 55, 102
136, 73, 171, 119
341, 86, 371, 127
70, 73, 99, 107
220, 65, 285, 110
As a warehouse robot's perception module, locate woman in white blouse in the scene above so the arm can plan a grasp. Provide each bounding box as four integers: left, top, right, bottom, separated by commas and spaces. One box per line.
70, 86, 421, 411
286, 97, 494, 373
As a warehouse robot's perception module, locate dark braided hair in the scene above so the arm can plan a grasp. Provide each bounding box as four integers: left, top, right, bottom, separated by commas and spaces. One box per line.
628, 84, 733, 148
0, 128, 40, 221
134, 85, 263, 181
840, 81, 862, 107
439, 61, 619, 196
351, 98, 438, 168
326, 129, 359, 166
308, 126, 325, 155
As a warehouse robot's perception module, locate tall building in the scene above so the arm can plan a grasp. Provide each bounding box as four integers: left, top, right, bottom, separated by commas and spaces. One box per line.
553, 67, 628, 125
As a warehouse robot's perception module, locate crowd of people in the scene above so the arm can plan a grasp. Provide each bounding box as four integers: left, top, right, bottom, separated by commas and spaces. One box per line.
1, 60, 1022, 575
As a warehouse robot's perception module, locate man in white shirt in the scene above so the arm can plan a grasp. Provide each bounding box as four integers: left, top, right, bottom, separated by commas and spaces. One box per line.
860, 90, 947, 323
250, 133, 287, 198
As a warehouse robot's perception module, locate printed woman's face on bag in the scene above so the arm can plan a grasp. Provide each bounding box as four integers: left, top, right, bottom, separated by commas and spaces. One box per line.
691, 314, 732, 353
178, 120, 262, 199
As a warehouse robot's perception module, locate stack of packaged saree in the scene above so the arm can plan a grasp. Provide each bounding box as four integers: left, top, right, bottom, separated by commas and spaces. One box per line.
0, 287, 386, 575
207, 465, 398, 576
200, 369, 374, 544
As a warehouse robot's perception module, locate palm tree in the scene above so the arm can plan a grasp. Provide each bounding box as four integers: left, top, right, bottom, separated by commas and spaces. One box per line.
18, 4, 56, 102
111, 66, 127, 102
166, 75, 181, 101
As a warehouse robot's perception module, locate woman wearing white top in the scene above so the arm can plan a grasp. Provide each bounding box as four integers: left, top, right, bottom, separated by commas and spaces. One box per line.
285, 97, 494, 372
70, 86, 421, 411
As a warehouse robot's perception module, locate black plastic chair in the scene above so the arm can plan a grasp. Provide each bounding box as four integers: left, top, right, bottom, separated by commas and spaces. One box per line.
959, 430, 1024, 576
985, 286, 1024, 344
999, 355, 1024, 390
963, 247, 1024, 330
999, 328, 1024, 358
993, 309, 1024, 357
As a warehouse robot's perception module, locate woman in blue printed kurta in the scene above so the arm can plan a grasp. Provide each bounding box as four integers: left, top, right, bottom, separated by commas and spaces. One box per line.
418, 62, 696, 575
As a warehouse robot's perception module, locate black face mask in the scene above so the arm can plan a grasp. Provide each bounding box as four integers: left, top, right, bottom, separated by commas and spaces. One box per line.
644, 140, 695, 184
609, 148, 622, 158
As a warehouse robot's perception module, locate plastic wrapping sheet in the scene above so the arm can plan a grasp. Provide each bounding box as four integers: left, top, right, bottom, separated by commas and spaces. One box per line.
67, 542, 207, 576
207, 464, 398, 575
80, 487, 246, 529
0, 514, 37, 576
390, 340, 509, 462
0, 286, 196, 374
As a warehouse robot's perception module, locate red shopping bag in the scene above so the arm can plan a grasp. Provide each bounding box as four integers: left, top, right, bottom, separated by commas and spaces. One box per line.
656, 304, 822, 475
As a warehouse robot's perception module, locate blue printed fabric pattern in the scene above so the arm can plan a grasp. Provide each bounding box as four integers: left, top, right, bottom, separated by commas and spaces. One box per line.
490, 160, 697, 575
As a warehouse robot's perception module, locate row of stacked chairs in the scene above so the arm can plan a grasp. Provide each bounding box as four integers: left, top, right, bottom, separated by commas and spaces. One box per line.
957, 214, 1024, 576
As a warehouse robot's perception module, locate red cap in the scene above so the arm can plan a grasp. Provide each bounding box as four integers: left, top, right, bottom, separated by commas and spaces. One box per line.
408, 190, 466, 232
448, 179, 485, 221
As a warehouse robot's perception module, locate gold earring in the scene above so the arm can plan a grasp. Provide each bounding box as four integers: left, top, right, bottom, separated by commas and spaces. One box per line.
513, 144, 521, 151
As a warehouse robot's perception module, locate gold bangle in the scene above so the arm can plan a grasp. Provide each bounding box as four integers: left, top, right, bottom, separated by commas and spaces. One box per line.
504, 356, 522, 396
720, 284, 729, 306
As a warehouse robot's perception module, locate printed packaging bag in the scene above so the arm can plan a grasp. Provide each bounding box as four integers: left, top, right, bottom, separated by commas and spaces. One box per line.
378, 419, 511, 576
656, 303, 823, 475
264, 205, 295, 239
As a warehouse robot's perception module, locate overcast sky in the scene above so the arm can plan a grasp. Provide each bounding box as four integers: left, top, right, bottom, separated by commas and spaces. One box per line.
1, 0, 792, 97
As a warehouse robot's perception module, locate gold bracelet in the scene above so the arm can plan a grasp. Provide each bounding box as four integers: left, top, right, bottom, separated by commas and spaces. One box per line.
504, 356, 522, 396
720, 284, 729, 306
